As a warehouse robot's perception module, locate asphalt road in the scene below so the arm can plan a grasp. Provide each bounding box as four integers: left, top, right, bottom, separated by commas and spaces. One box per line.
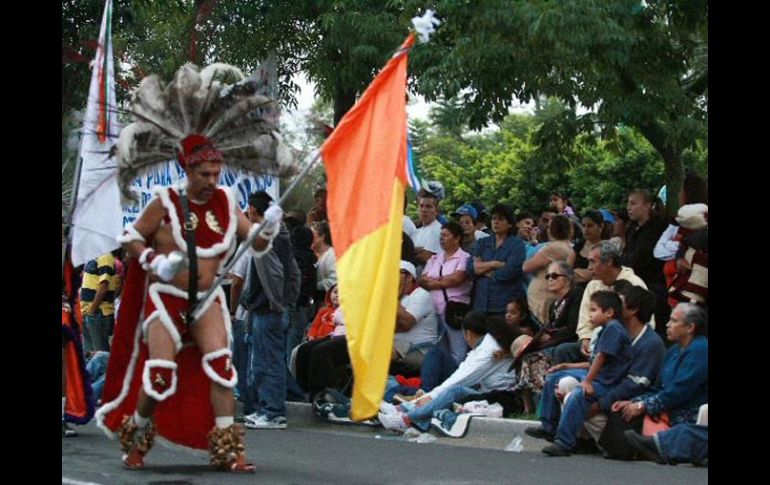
62, 419, 707, 484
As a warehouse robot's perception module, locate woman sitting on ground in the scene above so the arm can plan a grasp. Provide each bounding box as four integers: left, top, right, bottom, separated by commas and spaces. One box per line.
613, 303, 708, 439
510, 261, 585, 412
523, 214, 576, 325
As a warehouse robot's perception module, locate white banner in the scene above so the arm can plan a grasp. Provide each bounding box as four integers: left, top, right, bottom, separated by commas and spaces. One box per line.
121, 162, 280, 227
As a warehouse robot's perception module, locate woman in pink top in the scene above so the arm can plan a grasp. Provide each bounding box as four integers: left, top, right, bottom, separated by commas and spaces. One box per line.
419, 221, 473, 363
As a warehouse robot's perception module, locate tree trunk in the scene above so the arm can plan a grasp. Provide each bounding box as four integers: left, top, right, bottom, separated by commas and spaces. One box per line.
333, 89, 358, 126
635, 121, 684, 218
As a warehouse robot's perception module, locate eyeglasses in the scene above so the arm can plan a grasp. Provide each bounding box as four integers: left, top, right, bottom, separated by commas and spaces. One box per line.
545, 273, 567, 281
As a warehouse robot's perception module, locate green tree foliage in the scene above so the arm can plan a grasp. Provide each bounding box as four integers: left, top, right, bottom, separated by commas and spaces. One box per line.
409, 0, 707, 215
413, 107, 673, 217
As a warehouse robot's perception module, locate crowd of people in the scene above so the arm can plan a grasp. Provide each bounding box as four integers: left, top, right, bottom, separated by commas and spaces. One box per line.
63, 171, 708, 469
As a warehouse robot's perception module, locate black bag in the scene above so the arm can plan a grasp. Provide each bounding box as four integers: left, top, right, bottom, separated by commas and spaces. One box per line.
444, 300, 471, 330
439, 264, 470, 330
598, 411, 644, 461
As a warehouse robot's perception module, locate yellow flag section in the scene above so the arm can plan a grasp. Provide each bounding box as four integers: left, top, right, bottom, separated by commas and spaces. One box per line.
320, 34, 414, 420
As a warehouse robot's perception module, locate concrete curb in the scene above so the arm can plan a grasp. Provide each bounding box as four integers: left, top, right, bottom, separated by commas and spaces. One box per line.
285, 401, 539, 442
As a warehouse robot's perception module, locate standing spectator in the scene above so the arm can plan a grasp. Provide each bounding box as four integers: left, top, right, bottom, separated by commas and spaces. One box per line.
610, 208, 630, 252
307, 188, 328, 225
288, 225, 317, 357
311, 221, 337, 314
623, 189, 668, 339
467, 204, 527, 316
523, 214, 576, 325
241, 192, 301, 430
550, 190, 576, 216
413, 188, 442, 272
419, 221, 473, 363
469, 201, 493, 236
573, 210, 609, 284
79, 250, 120, 352
535, 209, 556, 244
451, 203, 489, 253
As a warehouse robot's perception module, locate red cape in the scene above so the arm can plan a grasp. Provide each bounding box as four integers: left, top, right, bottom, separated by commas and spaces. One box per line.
96, 259, 216, 450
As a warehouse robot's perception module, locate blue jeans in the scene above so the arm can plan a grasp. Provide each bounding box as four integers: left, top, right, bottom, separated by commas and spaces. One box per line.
86, 351, 110, 401
83, 313, 114, 353
656, 423, 708, 465
554, 381, 610, 449
420, 345, 459, 392
287, 305, 311, 362
230, 318, 250, 400
405, 385, 480, 432
245, 311, 289, 419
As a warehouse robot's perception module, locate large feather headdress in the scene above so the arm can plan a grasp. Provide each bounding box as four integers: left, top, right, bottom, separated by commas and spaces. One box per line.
117, 62, 295, 202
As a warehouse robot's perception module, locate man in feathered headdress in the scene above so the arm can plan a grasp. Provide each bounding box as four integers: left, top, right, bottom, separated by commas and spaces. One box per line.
96, 63, 294, 473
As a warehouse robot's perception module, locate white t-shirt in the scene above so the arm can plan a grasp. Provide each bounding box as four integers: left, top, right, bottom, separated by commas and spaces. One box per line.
394, 286, 439, 351
229, 245, 251, 321
413, 219, 442, 255
403, 215, 417, 241
316, 247, 337, 292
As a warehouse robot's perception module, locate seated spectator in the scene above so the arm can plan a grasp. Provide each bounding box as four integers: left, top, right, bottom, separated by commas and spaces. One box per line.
611, 303, 708, 462
510, 261, 584, 410
526, 291, 632, 456
523, 214, 576, 325
392, 261, 440, 375
293, 285, 344, 396
378, 313, 519, 433
306, 285, 341, 340
86, 350, 110, 404
504, 297, 542, 337
625, 419, 708, 466
419, 221, 473, 363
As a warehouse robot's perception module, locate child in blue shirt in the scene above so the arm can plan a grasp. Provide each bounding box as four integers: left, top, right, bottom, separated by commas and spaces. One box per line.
527, 290, 632, 455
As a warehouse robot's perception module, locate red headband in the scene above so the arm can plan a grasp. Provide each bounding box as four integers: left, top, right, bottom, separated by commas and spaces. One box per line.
177, 134, 223, 169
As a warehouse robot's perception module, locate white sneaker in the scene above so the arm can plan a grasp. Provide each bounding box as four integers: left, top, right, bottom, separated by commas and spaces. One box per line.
378, 411, 407, 432
244, 414, 287, 429
379, 401, 400, 416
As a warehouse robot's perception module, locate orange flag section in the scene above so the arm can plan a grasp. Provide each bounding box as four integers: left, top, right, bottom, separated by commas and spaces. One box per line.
321, 33, 413, 258
320, 33, 414, 420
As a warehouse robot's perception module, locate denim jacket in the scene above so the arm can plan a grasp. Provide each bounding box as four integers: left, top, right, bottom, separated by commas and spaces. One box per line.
466, 234, 526, 314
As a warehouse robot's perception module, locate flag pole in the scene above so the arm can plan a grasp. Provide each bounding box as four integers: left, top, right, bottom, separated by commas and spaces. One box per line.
62, 153, 86, 275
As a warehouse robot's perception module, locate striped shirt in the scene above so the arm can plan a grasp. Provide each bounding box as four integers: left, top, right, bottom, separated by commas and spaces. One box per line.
80, 253, 119, 316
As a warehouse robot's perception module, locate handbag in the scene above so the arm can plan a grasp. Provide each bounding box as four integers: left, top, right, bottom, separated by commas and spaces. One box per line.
440, 264, 470, 330
642, 412, 671, 436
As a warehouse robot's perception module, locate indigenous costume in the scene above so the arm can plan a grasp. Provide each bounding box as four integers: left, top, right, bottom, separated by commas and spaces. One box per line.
95, 62, 294, 472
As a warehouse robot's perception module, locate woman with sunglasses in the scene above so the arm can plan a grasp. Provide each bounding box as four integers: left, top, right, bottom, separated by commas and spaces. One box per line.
510, 260, 585, 412
523, 215, 576, 325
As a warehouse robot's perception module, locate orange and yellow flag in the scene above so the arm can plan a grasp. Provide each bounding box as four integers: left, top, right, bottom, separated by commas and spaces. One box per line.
320, 34, 415, 420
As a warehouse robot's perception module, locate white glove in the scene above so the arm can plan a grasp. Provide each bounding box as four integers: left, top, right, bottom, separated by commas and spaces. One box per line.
150, 254, 176, 282
264, 204, 283, 225
262, 204, 283, 237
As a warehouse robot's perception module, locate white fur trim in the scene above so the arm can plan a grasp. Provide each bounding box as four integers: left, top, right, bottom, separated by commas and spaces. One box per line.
142, 359, 179, 401
155, 186, 238, 258
201, 348, 238, 388
117, 224, 146, 244
146, 285, 184, 353
96, 284, 149, 440
139, 248, 156, 269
